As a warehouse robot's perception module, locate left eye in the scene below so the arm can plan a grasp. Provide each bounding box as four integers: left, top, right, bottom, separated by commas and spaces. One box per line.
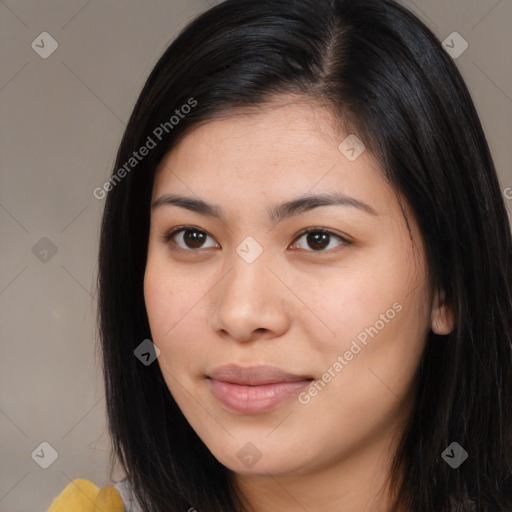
290, 228, 349, 252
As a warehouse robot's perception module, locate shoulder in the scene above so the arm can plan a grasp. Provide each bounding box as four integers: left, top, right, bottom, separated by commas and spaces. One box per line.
47, 478, 125, 512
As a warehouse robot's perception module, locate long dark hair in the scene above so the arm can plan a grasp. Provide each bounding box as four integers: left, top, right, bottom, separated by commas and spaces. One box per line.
97, 0, 512, 510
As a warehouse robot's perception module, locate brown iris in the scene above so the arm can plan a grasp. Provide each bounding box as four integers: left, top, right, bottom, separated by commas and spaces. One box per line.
306, 232, 330, 251
183, 229, 207, 249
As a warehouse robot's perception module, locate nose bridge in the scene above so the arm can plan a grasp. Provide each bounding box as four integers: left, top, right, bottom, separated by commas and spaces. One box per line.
222, 240, 273, 307
211, 239, 289, 341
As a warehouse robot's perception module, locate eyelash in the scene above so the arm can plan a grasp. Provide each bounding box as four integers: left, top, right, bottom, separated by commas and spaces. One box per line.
160, 225, 351, 254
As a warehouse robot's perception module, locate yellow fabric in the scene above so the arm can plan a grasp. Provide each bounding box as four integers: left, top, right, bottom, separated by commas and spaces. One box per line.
47, 478, 125, 512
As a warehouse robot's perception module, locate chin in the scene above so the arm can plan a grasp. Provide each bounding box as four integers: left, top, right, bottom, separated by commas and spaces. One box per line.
207, 442, 312, 477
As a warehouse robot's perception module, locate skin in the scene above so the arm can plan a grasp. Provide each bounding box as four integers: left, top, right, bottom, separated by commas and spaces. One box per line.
144, 97, 454, 512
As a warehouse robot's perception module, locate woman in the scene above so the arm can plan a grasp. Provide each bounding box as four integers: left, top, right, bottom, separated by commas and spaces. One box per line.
48, 0, 512, 510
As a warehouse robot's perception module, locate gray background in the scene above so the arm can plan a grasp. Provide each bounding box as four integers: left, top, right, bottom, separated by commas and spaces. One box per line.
1, 1, 511, 510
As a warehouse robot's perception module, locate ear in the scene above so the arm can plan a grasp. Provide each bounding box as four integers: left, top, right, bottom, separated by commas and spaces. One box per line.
430, 289, 455, 335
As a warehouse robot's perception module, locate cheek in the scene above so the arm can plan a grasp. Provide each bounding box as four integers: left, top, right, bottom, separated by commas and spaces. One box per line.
304, 253, 430, 391
143, 267, 173, 340
143, 255, 209, 374
320, 289, 429, 418
299, 263, 403, 355
144, 251, 198, 338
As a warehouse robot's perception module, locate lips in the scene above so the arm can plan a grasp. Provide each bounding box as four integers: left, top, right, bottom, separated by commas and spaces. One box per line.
207, 364, 314, 414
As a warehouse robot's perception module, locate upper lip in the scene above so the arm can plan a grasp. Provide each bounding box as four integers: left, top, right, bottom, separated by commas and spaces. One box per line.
207, 364, 313, 386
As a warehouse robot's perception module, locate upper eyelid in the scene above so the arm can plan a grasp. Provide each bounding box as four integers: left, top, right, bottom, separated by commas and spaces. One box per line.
161, 225, 217, 242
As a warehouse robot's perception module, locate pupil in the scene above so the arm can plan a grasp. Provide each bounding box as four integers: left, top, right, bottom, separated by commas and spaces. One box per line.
184, 230, 205, 248
307, 232, 329, 250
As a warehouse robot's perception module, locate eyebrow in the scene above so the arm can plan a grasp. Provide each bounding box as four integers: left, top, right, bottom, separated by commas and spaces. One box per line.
151, 192, 378, 223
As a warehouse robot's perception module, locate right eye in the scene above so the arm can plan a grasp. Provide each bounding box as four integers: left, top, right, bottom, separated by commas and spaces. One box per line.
161, 226, 220, 252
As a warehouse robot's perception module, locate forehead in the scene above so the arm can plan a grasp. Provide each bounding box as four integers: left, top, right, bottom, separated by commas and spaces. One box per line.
152, 99, 390, 206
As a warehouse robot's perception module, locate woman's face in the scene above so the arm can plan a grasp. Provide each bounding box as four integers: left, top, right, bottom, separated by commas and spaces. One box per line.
144, 99, 449, 478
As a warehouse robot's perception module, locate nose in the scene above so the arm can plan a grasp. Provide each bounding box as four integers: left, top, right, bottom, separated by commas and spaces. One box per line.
210, 249, 291, 344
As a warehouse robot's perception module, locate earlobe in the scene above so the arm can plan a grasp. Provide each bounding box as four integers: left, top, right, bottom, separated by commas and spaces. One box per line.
431, 289, 455, 335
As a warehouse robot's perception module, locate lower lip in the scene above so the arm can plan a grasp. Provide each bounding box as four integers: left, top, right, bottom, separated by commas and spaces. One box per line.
208, 378, 311, 414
